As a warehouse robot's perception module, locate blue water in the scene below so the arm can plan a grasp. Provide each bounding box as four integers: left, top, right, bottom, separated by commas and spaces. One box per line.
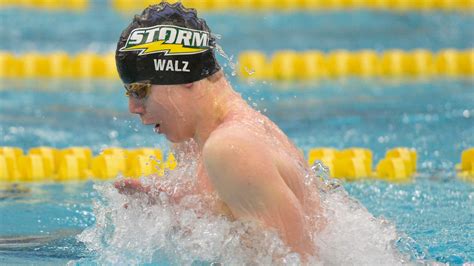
1, 78, 473, 264
1, 78, 473, 171
1, 2, 474, 265
1, 2, 474, 54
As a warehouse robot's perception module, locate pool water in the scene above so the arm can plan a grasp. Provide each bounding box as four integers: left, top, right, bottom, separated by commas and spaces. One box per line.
1, 78, 473, 264
1, 2, 474, 265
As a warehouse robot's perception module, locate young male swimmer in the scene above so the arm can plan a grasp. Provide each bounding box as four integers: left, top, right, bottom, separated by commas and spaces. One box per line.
114, 2, 324, 259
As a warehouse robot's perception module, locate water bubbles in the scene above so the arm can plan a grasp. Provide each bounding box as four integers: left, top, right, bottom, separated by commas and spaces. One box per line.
8, 126, 25, 134
462, 109, 470, 118
215, 44, 236, 75
377, 135, 389, 143
78, 143, 407, 265
108, 130, 118, 139
311, 160, 330, 181
402, 114, 410, 124
245, 67, 255, 76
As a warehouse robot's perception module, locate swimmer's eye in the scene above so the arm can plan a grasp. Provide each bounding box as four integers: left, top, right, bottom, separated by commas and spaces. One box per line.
124, 82, 151, 99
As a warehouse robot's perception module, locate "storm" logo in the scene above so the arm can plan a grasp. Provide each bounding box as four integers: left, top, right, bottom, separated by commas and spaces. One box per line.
120, 25, 210, 56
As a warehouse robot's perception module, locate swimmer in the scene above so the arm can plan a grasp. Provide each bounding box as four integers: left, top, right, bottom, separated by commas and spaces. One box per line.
114, 2, 323, 260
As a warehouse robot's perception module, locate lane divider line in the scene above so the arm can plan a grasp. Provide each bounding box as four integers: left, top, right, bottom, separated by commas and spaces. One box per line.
111, 0, 474, 12
1, 146, 472, 183
1, 49, 473, 80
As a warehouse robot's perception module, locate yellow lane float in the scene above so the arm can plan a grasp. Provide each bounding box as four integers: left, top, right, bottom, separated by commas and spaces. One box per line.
1, 146, 470, 183
376, 147, 417, 182
334, 148, 373, 181
110, 0, 474, 12
457, 147, 474, 181
1, 49, 472, 80
0, 146, 177, 182
238, 51, 268, 80
0, 0, 88, 10
92, 154, 127, 180
238, 49, 474, 80
0, 52, 119, 79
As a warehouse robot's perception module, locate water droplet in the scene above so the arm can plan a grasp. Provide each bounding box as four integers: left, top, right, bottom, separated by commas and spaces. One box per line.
245, 67, 255, 75
109, 130, 118, 139
462, 110, 470, 118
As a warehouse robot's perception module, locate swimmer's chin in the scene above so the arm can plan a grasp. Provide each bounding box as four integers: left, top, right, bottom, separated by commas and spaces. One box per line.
163, 132, 192, 143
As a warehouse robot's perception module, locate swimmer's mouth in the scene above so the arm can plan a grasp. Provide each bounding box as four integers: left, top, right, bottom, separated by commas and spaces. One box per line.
154, 124, 161, 134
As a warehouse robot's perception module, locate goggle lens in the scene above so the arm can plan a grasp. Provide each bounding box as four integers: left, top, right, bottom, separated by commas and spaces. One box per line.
124, 82, 151, 99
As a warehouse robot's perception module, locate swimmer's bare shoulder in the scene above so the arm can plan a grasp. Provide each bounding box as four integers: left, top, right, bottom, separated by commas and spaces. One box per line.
202, 123, 315, 257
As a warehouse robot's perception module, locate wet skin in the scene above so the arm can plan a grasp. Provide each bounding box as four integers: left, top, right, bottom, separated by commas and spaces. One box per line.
115, 71, 323, 259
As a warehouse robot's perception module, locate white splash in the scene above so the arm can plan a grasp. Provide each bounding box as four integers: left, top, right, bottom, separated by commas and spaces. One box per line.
77, 151, 410, 265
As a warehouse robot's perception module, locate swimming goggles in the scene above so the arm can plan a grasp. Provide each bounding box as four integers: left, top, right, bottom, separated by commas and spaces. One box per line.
124, 82, 151, 99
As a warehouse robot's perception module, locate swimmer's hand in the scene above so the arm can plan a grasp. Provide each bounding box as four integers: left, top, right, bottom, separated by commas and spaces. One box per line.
114, 179, 151, 195
114, 178, 187, 205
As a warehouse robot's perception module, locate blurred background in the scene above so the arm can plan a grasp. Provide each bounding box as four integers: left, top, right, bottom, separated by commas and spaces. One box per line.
0, 0, 473, 264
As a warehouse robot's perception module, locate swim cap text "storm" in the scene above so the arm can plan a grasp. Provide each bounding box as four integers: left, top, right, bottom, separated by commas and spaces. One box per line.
120, 25, 210, 56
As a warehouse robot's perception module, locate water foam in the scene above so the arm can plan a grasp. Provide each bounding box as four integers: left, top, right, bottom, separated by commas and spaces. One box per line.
77, 149, 409, 265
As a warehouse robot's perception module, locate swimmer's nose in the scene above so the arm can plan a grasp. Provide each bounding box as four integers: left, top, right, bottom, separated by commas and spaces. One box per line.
128, 98, 145, 115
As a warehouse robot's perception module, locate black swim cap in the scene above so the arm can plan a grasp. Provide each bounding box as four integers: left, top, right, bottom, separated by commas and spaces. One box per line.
115, 2, 221, 85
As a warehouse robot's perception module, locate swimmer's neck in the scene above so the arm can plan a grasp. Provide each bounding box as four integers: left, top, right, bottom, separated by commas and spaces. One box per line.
192, 76, 247, 150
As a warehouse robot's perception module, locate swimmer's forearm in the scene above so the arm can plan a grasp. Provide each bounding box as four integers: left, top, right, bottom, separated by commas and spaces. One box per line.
114, 179, 150, 195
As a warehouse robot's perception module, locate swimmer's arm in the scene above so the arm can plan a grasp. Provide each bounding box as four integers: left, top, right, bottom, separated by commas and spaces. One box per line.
203, 135, 314, 257
114, 179, 151, 195
114, 178, 187, 203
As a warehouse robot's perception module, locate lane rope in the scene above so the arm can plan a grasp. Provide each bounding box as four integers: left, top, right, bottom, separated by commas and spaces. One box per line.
0, 49, 473, 80
1, 146, 472, 182
111, 0, 474, 12
0, 0, 88, 11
